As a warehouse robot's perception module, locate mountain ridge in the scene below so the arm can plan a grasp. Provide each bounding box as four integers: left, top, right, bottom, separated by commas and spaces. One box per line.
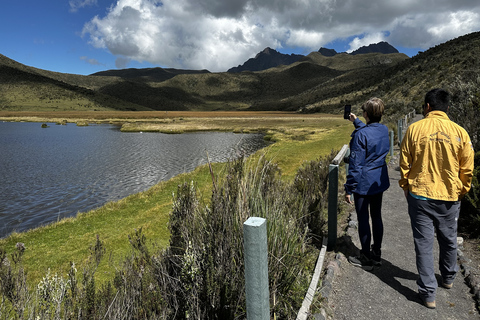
228, 41, 401, 73
1, 32, 479, 115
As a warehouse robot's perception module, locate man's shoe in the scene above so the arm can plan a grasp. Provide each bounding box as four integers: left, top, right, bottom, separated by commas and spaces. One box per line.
348, 253, 374, 271
419, 295, 436, 309
424, 300, 436, 309
441, 280, 453, 289
371, 247, 382, 266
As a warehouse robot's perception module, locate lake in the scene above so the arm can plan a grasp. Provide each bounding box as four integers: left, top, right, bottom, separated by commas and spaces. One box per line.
0, 121, 268, 238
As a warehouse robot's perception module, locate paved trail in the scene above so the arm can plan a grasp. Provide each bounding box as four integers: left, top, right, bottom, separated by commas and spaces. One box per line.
327, 115, 479, 320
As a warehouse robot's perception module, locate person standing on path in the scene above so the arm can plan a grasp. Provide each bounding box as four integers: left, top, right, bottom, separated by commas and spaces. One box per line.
399, 88, 474, 309
344, 97, 390, 271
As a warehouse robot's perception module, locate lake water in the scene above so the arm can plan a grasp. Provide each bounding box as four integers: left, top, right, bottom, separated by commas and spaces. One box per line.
0, 122, 268, 238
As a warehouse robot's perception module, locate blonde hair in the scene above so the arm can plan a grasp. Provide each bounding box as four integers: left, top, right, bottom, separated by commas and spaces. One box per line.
362, 97, 385, 122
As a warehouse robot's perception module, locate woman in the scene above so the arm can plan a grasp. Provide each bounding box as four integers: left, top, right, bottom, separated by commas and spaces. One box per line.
344, 98, 390, 270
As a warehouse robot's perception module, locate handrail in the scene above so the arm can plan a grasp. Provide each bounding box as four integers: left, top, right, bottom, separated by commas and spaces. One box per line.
331, 144, 349, 165
327, 144, 349, 250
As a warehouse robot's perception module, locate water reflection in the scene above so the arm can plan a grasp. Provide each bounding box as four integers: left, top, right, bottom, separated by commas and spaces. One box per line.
0, 122, 267, 238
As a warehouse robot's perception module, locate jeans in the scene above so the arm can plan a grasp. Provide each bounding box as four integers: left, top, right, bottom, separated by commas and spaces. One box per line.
353, 192, 384, 257
407, 193, 460, 302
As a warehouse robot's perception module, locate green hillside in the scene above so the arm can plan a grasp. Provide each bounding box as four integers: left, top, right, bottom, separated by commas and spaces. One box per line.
1, 31, 480, 115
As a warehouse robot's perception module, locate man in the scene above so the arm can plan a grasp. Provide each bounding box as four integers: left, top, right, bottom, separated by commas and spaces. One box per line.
399, 88, 474, 309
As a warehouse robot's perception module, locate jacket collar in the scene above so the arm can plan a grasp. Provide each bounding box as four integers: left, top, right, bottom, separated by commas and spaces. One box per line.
425, 110, 449, 120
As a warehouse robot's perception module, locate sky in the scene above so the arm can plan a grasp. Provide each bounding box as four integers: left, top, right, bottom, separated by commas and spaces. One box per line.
2, 0, 480, 76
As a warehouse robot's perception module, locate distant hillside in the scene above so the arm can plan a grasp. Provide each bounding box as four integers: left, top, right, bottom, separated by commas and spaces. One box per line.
302, 31, 480, 115
0, 54, 149, 111
91, 67, 210, 82
1, 32, 479, 115
227, 47, 304, 73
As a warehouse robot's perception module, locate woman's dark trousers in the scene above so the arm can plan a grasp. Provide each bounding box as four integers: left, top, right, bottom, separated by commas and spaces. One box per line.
353, 192, 384, 257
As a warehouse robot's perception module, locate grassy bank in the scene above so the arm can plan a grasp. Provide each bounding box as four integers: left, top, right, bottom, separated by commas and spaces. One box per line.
0, 112, 352, 288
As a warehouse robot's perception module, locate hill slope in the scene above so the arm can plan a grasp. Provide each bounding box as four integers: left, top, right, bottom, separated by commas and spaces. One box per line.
1, 31, 480, 115
0, 54, 149, 111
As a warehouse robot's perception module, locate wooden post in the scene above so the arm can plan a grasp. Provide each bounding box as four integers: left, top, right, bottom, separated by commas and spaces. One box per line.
244, 217, 270, 320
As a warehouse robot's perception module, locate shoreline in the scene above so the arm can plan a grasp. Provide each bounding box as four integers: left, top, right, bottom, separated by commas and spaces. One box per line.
0, 110, 342, 133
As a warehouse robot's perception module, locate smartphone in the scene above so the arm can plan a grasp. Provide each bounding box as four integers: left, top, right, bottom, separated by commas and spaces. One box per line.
343, 104, 351, 119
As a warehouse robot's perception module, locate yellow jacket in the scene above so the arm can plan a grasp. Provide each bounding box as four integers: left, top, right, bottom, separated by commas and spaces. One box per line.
399, 111, 474, 201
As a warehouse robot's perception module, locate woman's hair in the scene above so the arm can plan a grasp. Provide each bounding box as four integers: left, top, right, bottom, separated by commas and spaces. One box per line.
362, 97, 385, 123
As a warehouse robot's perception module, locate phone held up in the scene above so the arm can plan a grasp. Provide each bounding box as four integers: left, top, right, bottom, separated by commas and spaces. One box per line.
343, 104, 351, 119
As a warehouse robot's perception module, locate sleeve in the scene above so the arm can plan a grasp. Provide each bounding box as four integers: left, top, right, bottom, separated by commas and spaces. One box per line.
353, 118, 366, 129
398, 128, 412, 191
458, 133, 475, 196
344, 131, 366, 195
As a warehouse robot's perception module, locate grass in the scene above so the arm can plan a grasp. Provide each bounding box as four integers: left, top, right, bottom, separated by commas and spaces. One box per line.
0, 112, 353, 287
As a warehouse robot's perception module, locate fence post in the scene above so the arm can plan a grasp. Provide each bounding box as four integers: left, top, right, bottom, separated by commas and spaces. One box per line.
327, 163, 339, 251
327, 145, 349, 251
389, 130, 394, 157
397, 119, 403, 145
243, 217, 270, 320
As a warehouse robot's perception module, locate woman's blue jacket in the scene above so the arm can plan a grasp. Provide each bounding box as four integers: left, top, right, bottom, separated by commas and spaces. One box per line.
344, 118, 390, 195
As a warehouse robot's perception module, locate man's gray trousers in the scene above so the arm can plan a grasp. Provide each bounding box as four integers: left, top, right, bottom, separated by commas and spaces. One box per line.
407, 193, 460, 302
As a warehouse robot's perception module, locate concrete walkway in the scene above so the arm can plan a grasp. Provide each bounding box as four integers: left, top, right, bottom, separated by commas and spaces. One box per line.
325, 116, 479, 319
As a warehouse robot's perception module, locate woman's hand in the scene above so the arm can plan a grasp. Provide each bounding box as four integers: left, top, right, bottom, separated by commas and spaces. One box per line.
348, 113, 357, 122
345, 194, 354, 204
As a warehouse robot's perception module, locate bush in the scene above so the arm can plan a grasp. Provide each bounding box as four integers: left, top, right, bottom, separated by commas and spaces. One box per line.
448, 72, 480, 238
160, 154, 334, 319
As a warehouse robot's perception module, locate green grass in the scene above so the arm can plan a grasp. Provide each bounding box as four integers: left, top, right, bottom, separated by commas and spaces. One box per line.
0, 117, 352, 286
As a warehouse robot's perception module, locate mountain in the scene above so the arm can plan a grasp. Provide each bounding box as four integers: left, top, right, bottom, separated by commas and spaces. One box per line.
318, 42, 399, 57
318, 47, 338, 57
350, 41, 399, 55
231, 42, 400, 72
227, 47, 304, 73
1, 32, 479, 114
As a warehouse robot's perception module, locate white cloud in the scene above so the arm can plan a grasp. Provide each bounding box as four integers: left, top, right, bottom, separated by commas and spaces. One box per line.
81, 0, 480, 71
80, 56, 102, 66
69, 0, 97, 13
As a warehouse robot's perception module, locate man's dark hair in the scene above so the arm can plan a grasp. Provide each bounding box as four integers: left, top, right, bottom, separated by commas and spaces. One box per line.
425, 88, 450, 112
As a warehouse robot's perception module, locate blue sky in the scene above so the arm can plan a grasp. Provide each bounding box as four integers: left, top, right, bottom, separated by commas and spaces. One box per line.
2, 0, 480, 76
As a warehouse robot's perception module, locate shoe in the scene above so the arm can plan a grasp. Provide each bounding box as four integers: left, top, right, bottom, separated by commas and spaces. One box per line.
441, 280, 453, 289
371, 247, 382, 266
419, 295, 436, 309
348, 253, 374, 271
424, 300, 436, 309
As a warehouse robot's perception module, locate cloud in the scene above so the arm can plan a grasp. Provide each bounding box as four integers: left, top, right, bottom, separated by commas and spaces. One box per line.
80, 56, 102, 66
81, 0, 480, 71
69, 0, 97, 13
115, 57, 130, 69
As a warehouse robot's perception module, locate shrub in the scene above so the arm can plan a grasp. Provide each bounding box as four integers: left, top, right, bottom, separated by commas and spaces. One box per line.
448, 72, 480, 238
